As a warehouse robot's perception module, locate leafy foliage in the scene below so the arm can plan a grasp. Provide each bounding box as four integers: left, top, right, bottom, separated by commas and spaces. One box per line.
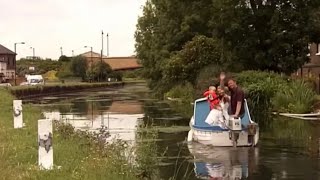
135, 0, 320, 95
56, 62, 73, 79
163, 35, 221, 86
272, 80, 316, 113
16, 58, 60, 76
70, 56, 88, 80
164, 83, 195, 103
235, 71, 316, 114
58, 55, 71, 62
234, 71, 288, 114
194, 64, 227, 98
89, 61, 113, 82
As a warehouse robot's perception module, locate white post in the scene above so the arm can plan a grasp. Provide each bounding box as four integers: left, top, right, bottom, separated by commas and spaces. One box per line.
38, 119, 53, 170
13, 100, 23, 128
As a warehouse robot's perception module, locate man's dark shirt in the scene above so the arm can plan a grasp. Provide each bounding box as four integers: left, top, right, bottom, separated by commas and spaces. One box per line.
230, 86, 245, 116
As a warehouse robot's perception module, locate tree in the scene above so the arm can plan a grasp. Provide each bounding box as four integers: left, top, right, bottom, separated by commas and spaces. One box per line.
58, 55, 71, 62
16, 58, 60, 76
89, 61, 112, 82
135, 0, 214, 94
209, 0, 320, 74
163, 35, 222, 86
70, 56, 88, 80
135, 0, 320, 94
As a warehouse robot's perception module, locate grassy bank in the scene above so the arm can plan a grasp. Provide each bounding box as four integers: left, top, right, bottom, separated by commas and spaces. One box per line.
0, 88, 138, 180
9, 82, 124, 99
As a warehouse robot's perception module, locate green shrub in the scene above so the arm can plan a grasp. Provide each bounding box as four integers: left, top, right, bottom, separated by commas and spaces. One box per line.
194, 64, 228, 98
235, 71, 288, 114
122, 69, 143, 79
272, 80, 316, 113
164, 83, 195, 103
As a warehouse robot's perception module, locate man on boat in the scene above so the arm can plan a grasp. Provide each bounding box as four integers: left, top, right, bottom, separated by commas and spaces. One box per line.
227, 79, 245, 118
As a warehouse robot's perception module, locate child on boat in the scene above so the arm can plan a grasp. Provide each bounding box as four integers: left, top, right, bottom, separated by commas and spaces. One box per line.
203, 86, 219, 110
204, 86, 229, 129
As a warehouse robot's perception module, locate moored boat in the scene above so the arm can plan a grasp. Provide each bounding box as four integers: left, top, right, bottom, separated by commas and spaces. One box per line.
187, 98, 259, 147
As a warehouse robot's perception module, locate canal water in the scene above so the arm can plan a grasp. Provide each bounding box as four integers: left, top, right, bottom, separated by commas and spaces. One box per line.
25, 82, 320, 180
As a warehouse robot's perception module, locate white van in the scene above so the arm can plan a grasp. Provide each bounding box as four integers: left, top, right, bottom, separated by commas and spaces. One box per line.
25, 75, 44, 86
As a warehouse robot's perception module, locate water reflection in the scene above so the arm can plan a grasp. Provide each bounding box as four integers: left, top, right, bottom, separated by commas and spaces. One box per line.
187, 143, 258, 180
26, 82, 320, 180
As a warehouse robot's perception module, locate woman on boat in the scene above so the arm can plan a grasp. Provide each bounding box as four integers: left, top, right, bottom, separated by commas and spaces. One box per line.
217, 86, 230, 122
204, 86, 230, 129
204, 70, 232, 128
204, 101, 226, 128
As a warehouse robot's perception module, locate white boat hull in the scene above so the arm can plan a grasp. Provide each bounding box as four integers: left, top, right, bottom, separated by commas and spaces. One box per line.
189, 98, 259, 147
189, 127, 259, 147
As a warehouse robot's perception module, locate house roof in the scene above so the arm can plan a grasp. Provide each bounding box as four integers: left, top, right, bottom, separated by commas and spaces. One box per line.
103, 56, 142, 71
0, 44, 16, 55
80, 51, 142, 71
81, 51, 106, 58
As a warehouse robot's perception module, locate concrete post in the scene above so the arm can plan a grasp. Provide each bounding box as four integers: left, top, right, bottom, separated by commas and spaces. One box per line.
13, 100, 23, 128
38, 119, 53, 170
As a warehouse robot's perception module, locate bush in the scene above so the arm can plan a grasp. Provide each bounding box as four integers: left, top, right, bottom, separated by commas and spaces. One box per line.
235, 71, 316, 113
122, 69, 143, 79
234, 71, 288, 113
194, 64, 229, 98
272, 80, 316, 113
164, 83, 195, 103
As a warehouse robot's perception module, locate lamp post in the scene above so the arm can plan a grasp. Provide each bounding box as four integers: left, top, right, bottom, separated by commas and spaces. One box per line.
106, 33, 109, 57
30, 47, 35, 59
84, 46, 93, 82
101, 31, 104, 82
14, 42, 25, 86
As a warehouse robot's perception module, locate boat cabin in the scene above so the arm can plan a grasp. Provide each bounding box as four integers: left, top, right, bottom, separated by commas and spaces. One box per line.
193, 98, 252, 131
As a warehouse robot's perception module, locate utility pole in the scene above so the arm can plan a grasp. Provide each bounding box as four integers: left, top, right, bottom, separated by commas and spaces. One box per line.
14, 42, 25, 86
101, 30, 104, 82
30, 47, 35, 59
107, 33, 109, 57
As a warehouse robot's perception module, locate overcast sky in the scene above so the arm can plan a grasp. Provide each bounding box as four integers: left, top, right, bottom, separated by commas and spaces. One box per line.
0, 0, 146, 59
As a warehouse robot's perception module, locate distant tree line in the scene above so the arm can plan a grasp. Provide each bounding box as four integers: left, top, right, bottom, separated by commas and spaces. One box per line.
17, 55, 121, 82
135, 0, 320, 95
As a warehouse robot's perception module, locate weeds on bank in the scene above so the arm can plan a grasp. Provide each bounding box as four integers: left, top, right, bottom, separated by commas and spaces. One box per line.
0, 88, 141, 180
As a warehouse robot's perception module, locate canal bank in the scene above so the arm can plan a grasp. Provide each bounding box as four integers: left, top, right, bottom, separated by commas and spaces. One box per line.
0, 87, 140, 180
9, 82, 125, 99
2, 82, 320, 179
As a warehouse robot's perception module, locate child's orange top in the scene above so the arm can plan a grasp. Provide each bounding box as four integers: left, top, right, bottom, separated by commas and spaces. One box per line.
203, 90, 220, 110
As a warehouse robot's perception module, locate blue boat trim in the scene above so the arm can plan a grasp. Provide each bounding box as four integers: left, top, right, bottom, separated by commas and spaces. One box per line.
192, 125, 229, 131
193, 98, 253, 130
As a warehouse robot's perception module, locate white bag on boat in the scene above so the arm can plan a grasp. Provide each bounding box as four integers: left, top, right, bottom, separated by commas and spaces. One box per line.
205, 109, 226, 128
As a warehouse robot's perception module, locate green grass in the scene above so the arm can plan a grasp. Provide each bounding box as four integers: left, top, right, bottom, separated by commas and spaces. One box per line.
0, 88, 138, 180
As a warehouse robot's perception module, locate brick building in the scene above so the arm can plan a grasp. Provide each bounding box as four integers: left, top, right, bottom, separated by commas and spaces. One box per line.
80, 51, 142, 71
294, 43, 320, 92
0, 44, 16, 82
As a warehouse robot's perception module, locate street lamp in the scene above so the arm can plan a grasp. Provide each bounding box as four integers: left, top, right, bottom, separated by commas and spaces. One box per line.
30, 47, 35, 59
84, 46, 93, 82
14, 42, 25, 86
